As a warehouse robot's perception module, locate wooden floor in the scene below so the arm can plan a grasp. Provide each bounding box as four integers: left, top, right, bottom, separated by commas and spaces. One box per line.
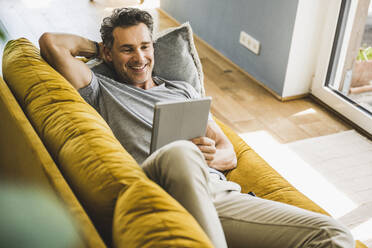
1, 0, 370, 246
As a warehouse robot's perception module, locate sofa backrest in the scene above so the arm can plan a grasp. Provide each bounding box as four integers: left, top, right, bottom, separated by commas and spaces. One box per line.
2, 38, 213, 247
0, 77, 106, 248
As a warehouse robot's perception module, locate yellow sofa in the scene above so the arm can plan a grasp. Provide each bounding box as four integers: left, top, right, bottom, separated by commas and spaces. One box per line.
0, 38, 366, 248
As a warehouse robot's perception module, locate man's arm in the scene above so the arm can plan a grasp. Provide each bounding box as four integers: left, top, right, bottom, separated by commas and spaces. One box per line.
191, 119, 237, 171
39, 33, 99, 90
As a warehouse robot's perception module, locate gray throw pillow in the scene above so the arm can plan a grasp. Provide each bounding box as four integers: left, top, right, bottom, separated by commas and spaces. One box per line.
153, 22, 205, 96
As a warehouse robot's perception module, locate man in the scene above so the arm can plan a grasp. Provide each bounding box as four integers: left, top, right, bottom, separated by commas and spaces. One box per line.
39, 8, 354, 248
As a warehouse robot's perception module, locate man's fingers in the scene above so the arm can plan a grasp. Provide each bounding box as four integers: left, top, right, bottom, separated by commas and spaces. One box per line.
191, 137, 215, 146
190, 137, 216, 163
197, 145, 216, 154
203, 153, 214, 161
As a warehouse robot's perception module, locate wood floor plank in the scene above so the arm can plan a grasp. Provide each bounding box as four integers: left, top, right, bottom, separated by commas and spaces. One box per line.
205, 78, 256, 123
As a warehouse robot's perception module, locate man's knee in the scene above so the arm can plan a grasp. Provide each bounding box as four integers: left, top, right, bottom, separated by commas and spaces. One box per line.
315, 215, 354, 248
154, 140, 208, 179
164, 140, 200, 153
330, 220, 354, 248
158, 140, 203, 163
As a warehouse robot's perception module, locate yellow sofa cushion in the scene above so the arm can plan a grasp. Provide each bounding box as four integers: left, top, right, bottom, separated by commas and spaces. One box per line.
113, 180, 213, 248
2, 38, 212, 247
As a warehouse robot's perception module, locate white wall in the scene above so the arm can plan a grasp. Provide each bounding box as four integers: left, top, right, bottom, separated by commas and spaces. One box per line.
282, 0, 330, 98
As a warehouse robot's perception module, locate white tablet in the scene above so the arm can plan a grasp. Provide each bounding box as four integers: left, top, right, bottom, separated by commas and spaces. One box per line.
150, 97, 212, 154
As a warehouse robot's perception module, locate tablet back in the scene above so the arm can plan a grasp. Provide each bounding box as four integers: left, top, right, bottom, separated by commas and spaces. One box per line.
150, 97, 211, 154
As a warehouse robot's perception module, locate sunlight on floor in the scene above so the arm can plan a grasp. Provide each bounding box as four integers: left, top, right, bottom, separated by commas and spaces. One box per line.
239, 130, 358, 218
292, 108, 317, 117
351, 218, 372, 243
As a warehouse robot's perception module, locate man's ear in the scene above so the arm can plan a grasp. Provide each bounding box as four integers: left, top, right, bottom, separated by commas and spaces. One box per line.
103, 46, 112, 63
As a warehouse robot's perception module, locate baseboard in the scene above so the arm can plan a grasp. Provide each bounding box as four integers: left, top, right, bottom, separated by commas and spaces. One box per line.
281, 93, 310, 101
157, 8, 309, 102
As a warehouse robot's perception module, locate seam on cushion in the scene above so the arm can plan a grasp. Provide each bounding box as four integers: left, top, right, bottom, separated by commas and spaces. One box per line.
259, 184, 311, 203
263, 186, 295, 196
236, 148, 252, 161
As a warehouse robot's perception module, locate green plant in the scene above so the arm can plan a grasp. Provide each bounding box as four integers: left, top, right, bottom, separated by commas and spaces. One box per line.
0, 29, 5, 41
357, 46, 372, 61
0, 20, 7, 41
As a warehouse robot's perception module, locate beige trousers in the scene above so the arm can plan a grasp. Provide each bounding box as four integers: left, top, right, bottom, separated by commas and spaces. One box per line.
141, 141, 354, 248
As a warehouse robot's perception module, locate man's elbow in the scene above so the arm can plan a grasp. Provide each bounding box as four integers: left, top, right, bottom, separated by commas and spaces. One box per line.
39, 32, 56, 61
222, 150, 237, 171
39, 32, 52, 49
230, 155, 237, 170
228, 142, 237, 169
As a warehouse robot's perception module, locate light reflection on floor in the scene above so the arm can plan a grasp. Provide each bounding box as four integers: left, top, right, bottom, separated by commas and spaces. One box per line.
238, 130, 372, 244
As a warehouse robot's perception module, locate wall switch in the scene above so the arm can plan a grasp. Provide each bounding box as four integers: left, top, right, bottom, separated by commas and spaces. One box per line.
239, 31, 260, 55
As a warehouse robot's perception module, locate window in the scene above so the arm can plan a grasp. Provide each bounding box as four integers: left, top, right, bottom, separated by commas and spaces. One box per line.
312, 0, 372, 135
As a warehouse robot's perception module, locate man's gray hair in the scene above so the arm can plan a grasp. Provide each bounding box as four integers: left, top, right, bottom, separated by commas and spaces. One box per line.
100, 8, 154, 49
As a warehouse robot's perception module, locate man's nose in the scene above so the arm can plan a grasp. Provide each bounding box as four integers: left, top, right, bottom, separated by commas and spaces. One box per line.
133, 49, 146, 63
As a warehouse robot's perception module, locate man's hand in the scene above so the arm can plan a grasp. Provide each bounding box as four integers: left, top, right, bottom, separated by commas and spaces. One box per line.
190, 137, 217, 165
190, 119, 237, 171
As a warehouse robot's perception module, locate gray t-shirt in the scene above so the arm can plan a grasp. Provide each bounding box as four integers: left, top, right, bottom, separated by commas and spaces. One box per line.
78, 63, 199, 164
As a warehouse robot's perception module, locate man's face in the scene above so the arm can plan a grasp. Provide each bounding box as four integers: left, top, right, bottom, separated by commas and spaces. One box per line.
105, 23, 154, 88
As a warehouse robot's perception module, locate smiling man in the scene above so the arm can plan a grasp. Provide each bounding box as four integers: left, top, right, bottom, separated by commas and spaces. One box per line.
105, 23, 155, 89
39, 8, 354, 248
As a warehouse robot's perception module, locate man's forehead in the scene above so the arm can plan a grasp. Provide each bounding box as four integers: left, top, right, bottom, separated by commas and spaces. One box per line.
112, 24, 152, 46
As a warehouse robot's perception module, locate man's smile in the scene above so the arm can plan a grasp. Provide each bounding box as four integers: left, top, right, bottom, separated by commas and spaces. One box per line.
128, 64, 148, 72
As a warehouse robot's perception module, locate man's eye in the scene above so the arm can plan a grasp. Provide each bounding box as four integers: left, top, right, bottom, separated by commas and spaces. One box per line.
122, 49, 132, 53
141, 45, 149, 50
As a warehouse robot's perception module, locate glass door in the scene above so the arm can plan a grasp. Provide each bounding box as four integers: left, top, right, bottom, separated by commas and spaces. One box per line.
312, 0, 372, 135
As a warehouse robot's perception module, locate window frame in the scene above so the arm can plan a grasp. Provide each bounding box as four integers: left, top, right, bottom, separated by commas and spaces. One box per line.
311, 0, 372, 135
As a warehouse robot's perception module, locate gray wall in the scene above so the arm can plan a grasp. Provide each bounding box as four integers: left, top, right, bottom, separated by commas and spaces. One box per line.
160, 0, 299, 96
